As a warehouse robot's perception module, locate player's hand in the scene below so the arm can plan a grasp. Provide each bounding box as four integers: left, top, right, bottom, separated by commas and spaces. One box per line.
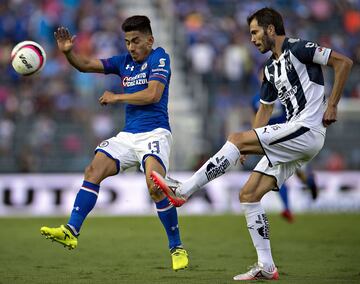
240, 154, 247, 165
54, 27, 76, 54
99, 91, 118, 106
322, 105, 337, 127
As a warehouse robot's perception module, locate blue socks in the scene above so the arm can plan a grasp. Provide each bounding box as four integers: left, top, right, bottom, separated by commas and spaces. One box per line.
67, 181, 99, 235
66, 180, 182, 250
278, 183, 289, 211
155, 198, 182, 250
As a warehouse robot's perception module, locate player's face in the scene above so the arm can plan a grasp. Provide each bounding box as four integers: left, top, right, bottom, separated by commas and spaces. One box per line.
125, 31, 154, 62
249, 19, 274, 54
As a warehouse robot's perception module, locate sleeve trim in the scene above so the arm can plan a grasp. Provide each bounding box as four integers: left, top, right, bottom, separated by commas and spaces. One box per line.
313, 47, 332, 65
260, 99, 276, 105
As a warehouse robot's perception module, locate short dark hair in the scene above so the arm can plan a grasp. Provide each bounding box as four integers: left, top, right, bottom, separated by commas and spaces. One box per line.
121, 15, 152, 35
247, 7, 285, 36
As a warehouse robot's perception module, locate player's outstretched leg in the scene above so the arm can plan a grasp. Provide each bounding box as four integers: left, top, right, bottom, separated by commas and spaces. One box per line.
152, 141, 240, 206
151, 171, 187, 207
40, 224, 78, 250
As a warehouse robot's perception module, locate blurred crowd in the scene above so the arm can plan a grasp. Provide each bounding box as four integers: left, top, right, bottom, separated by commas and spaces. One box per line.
0, 0, 359, 172
0, 0, 128, 172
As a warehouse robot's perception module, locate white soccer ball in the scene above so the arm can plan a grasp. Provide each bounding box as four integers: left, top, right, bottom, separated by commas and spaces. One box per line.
11, 41, 46, 76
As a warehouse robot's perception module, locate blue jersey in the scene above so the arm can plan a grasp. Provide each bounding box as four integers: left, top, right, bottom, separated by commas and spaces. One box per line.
251, 93, 287, 125
101, 47, 171, 133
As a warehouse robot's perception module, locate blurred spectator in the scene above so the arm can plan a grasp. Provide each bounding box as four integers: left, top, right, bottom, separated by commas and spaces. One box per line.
0, 0, 126, 172
0, 0, 360, 171
325, 152, 346, 171
0, 117, 15, 155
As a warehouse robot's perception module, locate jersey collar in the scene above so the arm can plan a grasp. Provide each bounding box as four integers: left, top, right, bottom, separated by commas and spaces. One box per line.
271, 37, 288, 62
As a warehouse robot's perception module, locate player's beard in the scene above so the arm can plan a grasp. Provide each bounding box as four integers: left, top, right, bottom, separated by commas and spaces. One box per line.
261, 30, 275, 54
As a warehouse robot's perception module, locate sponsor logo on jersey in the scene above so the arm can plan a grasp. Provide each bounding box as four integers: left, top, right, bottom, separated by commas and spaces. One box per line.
158, 58, 166, 67
151, 68, 169, 73
122, 72, 148, 87
279, 85, 297, 101
275, 79, 284, 89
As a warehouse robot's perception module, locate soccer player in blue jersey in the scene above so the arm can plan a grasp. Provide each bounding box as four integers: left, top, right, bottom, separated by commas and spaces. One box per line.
151, 7, 352, 280
40, 15, 188, 271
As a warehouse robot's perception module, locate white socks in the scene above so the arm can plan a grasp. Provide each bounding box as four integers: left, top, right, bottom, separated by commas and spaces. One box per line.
179, 141, 240, 198
242, 202, 275, 272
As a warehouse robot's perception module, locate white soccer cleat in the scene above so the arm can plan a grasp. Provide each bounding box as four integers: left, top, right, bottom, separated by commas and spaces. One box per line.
151, 171, 187, 207
233, 263, 279, 281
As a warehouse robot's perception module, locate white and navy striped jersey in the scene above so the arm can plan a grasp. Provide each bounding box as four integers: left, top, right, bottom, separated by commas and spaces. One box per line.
260, 37, 332, 134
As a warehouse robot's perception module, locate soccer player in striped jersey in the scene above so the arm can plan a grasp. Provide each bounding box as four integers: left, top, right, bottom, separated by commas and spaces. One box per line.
40, 15, 188, 271
252, 75, 318, 223
151, 7, 352, 280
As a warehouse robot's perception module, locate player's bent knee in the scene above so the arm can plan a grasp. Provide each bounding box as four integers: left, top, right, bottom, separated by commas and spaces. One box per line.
239, 188, 261, 203
227, 132, 242, 148
228, 132, 245, 149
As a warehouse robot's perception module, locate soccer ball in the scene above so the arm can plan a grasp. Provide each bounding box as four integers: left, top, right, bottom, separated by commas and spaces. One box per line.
11, 41, 46, 76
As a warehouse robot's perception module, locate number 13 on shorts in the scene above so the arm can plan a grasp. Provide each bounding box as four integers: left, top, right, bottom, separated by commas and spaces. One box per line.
148, 141, 160, 154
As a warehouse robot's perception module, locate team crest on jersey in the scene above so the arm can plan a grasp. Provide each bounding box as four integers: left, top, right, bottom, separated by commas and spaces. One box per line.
141, 62, 147, 71
284, 52, 294, 71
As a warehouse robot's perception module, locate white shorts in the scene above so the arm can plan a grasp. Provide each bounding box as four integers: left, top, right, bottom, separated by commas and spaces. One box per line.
95, 128, 172, 174
253, 122, 325, 188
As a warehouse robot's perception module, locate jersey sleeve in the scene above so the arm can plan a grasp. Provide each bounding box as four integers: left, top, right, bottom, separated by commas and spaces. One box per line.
100, 55, 125, 75
148, 49, 171, 85
260, 71, 277, 104
291, 39, 332, 65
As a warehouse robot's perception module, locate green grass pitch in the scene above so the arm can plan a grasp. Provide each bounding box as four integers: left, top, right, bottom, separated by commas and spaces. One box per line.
0, 214, 359, 284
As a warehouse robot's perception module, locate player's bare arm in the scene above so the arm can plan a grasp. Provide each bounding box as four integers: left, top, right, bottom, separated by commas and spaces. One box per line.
253, 103, 274, 129
99, 80, 165, 106
54, 27, 104, 73
323, 51, 353, 127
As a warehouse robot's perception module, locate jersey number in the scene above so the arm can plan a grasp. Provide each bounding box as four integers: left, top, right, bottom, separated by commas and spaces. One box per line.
148, 141, 160, 154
